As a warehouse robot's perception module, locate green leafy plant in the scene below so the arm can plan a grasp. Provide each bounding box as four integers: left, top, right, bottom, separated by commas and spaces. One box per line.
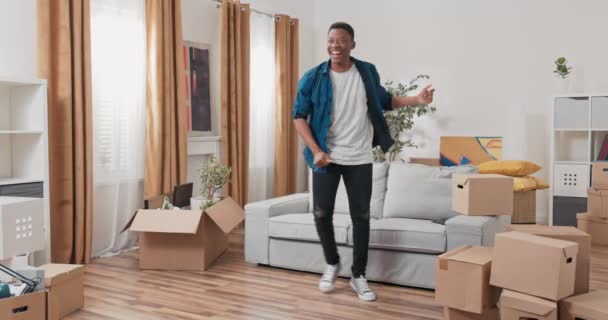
199, 155, 232, 210
554, 57, 572, 79
373, 75, 437, 162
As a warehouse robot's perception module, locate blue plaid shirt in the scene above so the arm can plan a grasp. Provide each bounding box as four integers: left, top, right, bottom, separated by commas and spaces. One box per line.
292, 57, 394, 173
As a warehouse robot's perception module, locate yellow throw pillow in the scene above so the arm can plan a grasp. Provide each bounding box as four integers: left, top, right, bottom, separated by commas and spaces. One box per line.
513, 176, 538, 192
530, 176, 550, 190
478, 160, 542, 177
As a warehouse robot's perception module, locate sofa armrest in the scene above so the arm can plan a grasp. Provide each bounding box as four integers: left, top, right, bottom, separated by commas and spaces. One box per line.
445, 215, 508, 250
244, 193, 310, 264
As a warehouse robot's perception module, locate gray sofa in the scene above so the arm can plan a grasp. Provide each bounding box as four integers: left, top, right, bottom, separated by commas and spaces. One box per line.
244, 162, 509, 289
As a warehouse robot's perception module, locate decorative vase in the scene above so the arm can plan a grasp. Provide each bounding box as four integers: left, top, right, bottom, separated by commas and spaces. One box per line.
555, 77, 572, 95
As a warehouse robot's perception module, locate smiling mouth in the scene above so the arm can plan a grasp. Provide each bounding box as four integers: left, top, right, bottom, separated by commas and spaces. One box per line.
331, 51, 342, 57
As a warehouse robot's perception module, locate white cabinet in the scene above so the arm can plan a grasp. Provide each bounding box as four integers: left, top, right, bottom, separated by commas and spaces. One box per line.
0, 76, 50, 264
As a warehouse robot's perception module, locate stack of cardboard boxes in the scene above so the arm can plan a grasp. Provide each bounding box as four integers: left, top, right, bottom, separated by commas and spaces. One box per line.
0, 264, 85, 320
578, 162, 608, 245
438, 172, 608, 319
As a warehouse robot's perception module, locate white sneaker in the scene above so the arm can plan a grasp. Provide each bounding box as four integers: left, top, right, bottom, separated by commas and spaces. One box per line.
319, 263, 341, 293
350, 276, 377, 301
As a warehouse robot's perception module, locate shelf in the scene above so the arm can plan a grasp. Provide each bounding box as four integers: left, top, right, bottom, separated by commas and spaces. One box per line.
0, 130, 43, 134
0, 178, 44, 186
554, 128, 589, 132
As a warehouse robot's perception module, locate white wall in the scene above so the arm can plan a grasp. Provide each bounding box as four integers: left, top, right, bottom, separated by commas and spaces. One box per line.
311, 0, 608, 224
0, 0, 37, 78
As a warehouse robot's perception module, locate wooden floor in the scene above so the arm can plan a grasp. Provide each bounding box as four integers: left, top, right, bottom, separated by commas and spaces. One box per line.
66, 232, 608, 320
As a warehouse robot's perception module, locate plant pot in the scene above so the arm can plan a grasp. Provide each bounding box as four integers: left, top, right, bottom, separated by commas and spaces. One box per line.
555, 78, 572, 95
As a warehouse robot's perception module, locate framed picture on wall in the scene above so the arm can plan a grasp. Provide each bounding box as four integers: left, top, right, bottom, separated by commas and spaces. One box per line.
183, 41, 212, 134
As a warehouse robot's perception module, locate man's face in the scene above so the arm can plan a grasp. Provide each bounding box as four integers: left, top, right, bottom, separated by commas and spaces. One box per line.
327, 28, 355, 65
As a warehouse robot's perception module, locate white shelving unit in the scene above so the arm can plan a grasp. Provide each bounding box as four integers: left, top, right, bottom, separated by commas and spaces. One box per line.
0, 76, 50, 264
550, 94, 608, 226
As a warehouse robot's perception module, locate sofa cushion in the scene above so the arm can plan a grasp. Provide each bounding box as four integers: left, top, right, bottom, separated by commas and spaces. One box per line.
383, 163, 477, 221
268, 213, 351, 244
348, 218, 446, 254
308, 162, 389, 219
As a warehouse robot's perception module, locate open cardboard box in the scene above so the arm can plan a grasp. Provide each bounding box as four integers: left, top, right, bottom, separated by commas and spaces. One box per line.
123, 197, 244, 271
0, 290, 46, 320
40, 264, 85, 320
435, 245, 499, 314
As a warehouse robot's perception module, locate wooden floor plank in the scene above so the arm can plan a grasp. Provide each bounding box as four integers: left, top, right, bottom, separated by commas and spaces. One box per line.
65, 231, 608, 320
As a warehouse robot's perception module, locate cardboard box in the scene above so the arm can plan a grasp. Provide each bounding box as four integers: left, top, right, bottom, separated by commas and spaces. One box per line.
506, 225, 591, 295
0, 291, 46, 320
124, 197, 244, 270
499, 290, 557, 320
490, 231, 578, 301
577, 213, 608, 245
40, 264, 85, 320
452, 174, 514, 216
591, 162, 608, 190
436, 246, 499, 314
587, 188, 608, 218
560, 290, 608, 320
444, 306, 499, 320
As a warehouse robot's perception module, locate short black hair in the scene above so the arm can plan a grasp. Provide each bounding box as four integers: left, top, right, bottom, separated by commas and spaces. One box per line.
328, 22, 354, 40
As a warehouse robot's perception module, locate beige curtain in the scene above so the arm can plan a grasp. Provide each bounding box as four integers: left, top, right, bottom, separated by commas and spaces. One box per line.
144, 0, 188, 199
38, 0, 94, 264
221, 0, 250, 206
273, 16, 299, 197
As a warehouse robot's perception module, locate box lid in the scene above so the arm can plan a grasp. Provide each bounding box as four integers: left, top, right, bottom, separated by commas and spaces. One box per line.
125, 210, 203, 234
588, 188, 608, 196
452, 173, 510, 185
499, 290, 556, 316
204, 197, 244, 234
39, 264, 85, 287
562, 290, 608, 318
577, 212, 608, 224
499, 231, 578, 260
446, 246, 492, 266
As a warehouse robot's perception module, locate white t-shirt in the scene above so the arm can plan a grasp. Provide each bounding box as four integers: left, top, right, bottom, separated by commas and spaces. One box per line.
327, 64, 373, 165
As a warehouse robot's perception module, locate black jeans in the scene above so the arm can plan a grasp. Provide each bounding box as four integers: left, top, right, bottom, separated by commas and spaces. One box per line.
312, 163, 372, 278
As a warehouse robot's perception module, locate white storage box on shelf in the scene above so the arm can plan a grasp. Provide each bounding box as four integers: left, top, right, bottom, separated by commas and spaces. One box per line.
553, 164, 590, 198
0, 197, 45, 259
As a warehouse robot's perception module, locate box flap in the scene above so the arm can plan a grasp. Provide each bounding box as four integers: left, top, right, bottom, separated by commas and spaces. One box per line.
121, 210, 139, 233
127, 210, 203, 234
577, 212, 608, 224
447, 246, 492, 266
500, 290, 556, 316
205, 197, 244, 234
39, 264, 85, 287
563, 290, 608, 318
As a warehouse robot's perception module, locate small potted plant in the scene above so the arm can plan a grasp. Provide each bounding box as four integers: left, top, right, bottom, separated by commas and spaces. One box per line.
191, 155, 232, 210
554, 56, 573, 93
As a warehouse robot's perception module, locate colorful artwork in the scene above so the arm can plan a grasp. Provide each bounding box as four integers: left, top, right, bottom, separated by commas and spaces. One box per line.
183, 42, 211, 132
440, 136, 502, 166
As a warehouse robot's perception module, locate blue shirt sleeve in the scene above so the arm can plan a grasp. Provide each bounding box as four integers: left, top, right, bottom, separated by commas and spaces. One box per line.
292, 70, 315, 119
371, 65, 393, 111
